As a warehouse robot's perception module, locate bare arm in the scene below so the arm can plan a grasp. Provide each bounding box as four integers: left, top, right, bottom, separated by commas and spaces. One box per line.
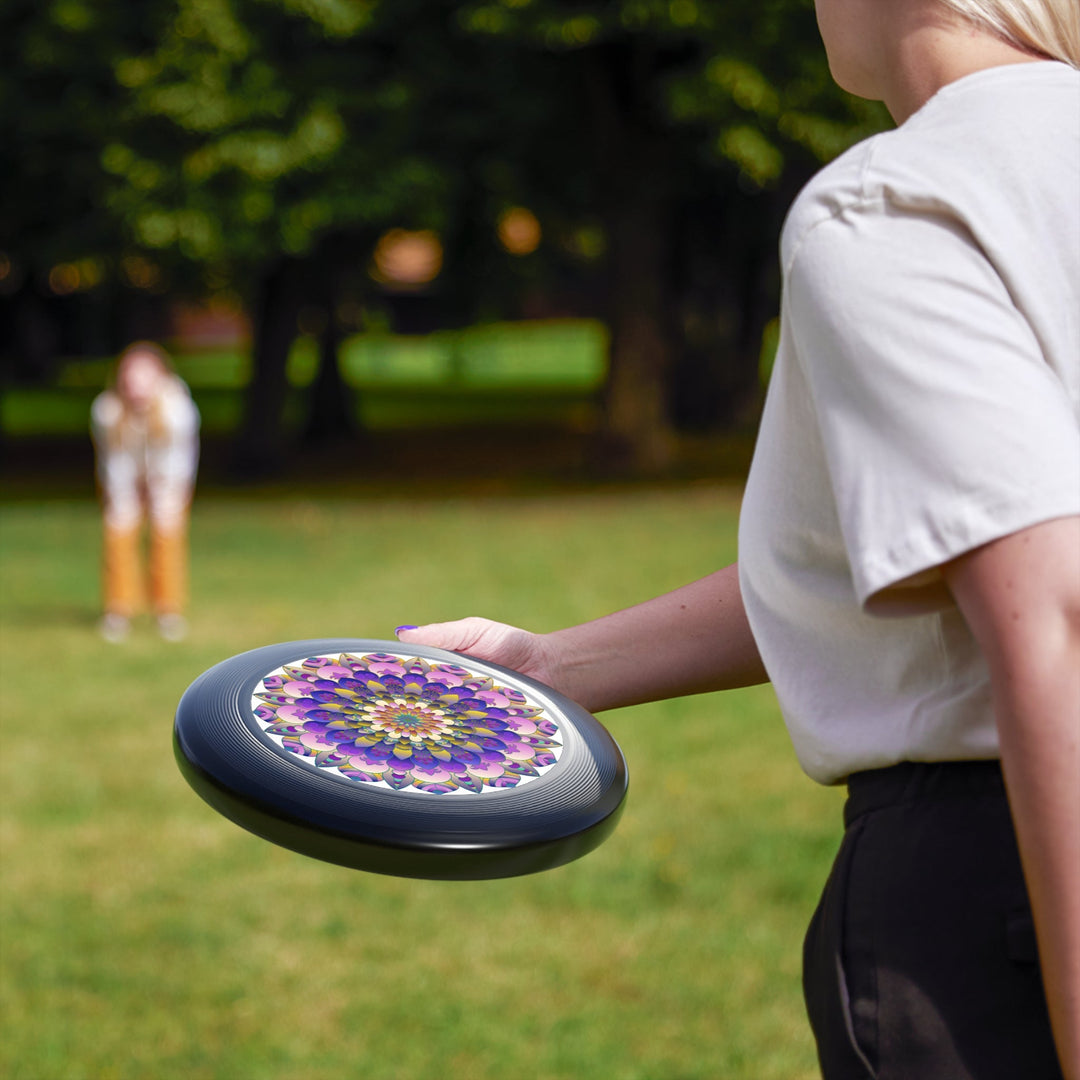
397, 562, 768, 713
944, 515, 1080, 1080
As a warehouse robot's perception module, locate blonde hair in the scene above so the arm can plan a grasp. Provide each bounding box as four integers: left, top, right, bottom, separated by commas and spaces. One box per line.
116, 340, 174, 378
111, 341, 178, 444
938, 0, 1080, 66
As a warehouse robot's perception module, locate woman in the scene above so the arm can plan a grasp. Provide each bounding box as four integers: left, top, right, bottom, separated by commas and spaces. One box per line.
91, 342, 200, 642
397, 1, 1079, 1076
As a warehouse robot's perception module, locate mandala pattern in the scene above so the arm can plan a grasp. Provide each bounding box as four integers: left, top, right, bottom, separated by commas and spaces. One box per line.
251, 653, 563, 795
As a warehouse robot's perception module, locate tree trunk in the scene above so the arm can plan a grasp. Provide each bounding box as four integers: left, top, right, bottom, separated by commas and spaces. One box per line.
3, 278, 60, 384
302, 301, 355, 448
602, 188, 675, 471
231, 257, 304, 479
669, 187, 781, 432
585, 42, 677, 475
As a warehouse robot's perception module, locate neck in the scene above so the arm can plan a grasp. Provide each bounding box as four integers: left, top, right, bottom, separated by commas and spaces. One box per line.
882, 7, 1047, 124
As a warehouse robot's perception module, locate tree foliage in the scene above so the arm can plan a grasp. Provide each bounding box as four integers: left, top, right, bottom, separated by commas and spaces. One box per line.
1, 0, 890, 471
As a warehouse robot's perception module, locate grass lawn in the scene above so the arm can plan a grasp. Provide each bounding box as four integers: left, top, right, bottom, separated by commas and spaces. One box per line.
0, 483, 842, 1079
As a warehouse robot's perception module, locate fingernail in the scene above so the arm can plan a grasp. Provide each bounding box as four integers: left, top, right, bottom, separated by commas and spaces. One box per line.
395, 625, 418, 635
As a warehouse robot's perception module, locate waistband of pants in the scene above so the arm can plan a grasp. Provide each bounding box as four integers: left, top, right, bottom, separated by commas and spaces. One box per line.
844, 759, 1005, 829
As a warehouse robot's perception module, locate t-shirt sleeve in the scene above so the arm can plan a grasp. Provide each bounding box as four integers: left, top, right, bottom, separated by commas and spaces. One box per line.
787, 201, 1080, 613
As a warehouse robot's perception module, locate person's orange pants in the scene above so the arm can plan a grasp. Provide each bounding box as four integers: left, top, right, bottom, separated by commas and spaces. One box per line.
102, 518, 188, 617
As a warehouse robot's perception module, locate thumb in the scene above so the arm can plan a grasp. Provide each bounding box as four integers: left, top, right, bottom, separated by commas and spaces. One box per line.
395, 618, 487, 653
395, 619, 555, 689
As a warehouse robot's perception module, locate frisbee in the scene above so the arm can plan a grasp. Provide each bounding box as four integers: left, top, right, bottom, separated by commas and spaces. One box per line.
173, 639, 628, 880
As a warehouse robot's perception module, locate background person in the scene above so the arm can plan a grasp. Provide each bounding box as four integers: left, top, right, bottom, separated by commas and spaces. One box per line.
397, 1, 1080, 1076
90, 341, 200, 642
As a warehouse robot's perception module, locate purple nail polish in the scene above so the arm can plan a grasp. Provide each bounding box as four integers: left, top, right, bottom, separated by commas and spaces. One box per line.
395, 625, 418, 635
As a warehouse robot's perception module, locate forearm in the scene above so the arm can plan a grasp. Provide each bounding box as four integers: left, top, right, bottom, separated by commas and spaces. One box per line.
542, 562, 768, 713
994, 645, 1080, 1079
946, 517, 1080, 1078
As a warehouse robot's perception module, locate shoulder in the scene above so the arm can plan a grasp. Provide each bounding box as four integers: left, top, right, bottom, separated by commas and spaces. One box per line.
91, 390, 123, 430
780, 136, 882, 271
159, 376, 199, 425
781, 62, 1080, 274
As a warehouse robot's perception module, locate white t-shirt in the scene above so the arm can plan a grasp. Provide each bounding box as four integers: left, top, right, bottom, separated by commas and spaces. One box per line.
91, 375, 200, 531
739, 62, 1080, 785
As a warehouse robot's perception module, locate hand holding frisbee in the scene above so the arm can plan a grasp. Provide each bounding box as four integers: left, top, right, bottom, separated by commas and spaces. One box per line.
174, 638, 627, 880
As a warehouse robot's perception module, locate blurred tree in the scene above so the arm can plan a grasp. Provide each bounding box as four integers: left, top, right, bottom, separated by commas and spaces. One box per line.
0, 0, 166, 380
95, 0, 438, 472
98, 0, 564, 474
453, 0, 890, 469
1, 0, 889, 474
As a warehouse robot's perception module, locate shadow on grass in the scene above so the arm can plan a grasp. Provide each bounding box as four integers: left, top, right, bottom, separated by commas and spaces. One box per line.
1, 426, 758, 503
2, 603, 101, 630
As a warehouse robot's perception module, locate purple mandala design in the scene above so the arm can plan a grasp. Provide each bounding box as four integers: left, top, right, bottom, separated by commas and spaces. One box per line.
251, 653, 563, 795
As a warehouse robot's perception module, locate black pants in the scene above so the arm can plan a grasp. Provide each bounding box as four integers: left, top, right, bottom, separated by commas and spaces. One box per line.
802, 761, 1063, 1080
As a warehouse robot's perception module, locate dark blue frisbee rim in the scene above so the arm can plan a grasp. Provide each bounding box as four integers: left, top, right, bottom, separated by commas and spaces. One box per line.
173, 639, 628, 880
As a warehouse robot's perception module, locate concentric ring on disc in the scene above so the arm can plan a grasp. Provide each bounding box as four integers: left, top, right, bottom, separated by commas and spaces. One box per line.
174, 639, 628, 880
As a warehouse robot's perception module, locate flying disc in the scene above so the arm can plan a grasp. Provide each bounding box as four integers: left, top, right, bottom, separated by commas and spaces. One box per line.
173, 639, 628, 880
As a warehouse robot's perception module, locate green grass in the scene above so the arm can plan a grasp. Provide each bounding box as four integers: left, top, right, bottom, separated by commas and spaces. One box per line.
0, 486, 842, 1079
